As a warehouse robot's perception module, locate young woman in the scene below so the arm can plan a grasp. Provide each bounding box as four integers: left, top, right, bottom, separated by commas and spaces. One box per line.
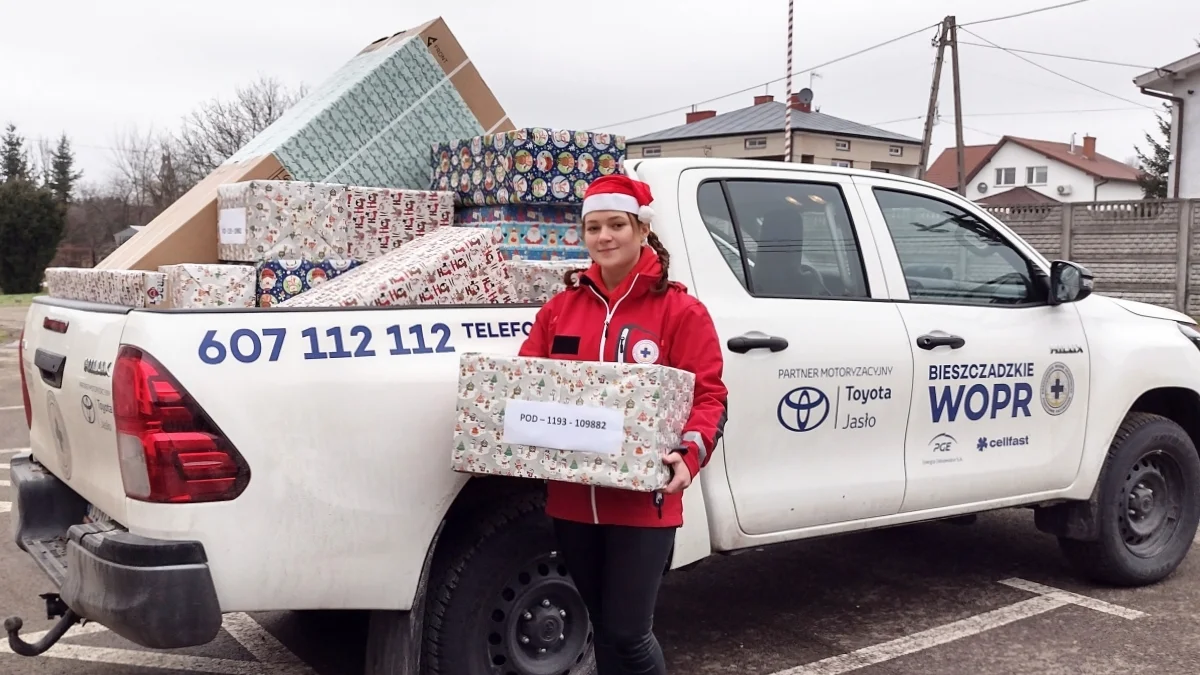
518, 174, 729, 675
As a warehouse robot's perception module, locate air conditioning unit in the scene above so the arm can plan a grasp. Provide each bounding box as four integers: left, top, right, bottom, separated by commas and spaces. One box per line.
1056, 185, 1073, 196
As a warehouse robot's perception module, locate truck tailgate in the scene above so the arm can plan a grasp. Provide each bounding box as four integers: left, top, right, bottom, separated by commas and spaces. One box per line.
21, 299, 132, 525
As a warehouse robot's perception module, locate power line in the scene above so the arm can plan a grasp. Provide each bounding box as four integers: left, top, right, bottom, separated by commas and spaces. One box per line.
871, 106, 1147, 125
958, 41, 1154, 69
959, 27, 1158, 110
959, 0, 1092, 27
591, 21, 942, 129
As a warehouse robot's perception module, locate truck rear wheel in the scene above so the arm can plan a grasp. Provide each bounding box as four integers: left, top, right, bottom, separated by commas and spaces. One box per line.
1059, 412, 1200, 586
424, 490, 596, 675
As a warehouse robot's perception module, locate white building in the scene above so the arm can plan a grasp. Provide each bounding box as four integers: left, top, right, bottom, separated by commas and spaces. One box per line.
924, 135, 1143, 204
1135, 50, 1200, 199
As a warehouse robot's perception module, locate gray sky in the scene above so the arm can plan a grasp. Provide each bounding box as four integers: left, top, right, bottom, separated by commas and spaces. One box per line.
3, 0, 1197, 186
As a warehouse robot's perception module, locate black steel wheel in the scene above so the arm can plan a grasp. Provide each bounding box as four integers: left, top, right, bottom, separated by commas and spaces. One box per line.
1118, 450, 1184, 559
424, 491, 596, 675
1060, 412, 1200, 586
486, 551, 592, 675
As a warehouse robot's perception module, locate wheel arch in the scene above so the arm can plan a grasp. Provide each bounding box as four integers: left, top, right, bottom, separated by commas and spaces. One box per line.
1037, 386, 1200, 542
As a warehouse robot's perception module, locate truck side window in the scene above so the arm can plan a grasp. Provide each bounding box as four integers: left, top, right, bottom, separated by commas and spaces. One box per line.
873, 188, 1038, 306
696, 179, 870, 299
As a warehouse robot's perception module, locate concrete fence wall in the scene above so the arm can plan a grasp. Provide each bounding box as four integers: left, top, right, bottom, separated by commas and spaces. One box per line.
984, 199, 1200, 315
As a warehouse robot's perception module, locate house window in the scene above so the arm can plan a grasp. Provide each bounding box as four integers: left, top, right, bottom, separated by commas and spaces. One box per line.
873, 167, 891, 173
641, 146, 661, 158
835, 139, 851, 151
889, 145, 903, 157
1026, 166, 1048, 185
832, 160, 853, 168
995, 167, 1016, 186
800, 154, 815, 164
744, 137, 768, 150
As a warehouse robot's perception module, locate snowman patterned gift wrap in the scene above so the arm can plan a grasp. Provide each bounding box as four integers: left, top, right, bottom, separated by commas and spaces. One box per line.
256, 259, 363, 306
160, 263, 257, 309
453, 204, 590, 261
451, 354, 697, 492
431, 128, 626, 207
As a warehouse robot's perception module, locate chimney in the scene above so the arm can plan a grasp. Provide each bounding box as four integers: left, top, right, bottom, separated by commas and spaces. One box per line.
788, 93, 812, 113
754, 94, 775, 106
686, 110, 716, 124
1082, 134, 1096, 160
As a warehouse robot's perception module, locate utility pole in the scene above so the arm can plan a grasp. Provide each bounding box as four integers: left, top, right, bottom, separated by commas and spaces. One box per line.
917, 18, 949, 180
784, 0, 795, 162
948, 16, 966, 195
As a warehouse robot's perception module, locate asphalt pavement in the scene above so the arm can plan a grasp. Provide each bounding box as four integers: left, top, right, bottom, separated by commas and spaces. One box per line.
4, 304, 1200, 674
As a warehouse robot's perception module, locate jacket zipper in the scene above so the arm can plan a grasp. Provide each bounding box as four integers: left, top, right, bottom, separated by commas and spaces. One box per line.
586, 276, 639, 525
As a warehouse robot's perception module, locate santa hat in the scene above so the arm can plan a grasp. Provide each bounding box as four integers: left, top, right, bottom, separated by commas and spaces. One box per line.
581, 175, 655, 224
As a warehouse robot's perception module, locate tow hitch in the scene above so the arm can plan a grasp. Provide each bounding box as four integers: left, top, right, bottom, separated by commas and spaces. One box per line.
3, 593, 84, 656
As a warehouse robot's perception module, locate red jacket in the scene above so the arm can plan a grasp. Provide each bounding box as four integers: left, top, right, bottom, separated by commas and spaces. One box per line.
518, 245, 729, 527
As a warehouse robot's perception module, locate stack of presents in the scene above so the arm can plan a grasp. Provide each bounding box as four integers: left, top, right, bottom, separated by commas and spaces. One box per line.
45, 17, 697, 493
44, 17, 625, 310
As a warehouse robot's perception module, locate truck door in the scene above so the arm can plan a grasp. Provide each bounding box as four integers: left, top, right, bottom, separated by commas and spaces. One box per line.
852, 177, 1090, 512
676, 167, 915, 536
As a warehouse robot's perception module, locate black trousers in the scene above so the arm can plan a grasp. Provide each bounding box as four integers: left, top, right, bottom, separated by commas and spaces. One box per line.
553, 518, 677, 675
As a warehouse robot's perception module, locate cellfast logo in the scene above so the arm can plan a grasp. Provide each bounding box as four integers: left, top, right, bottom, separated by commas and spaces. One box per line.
977, 435, 1030, 451
928, 362, 1034, 423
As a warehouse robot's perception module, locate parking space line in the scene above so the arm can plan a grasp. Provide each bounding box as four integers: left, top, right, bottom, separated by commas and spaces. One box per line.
0, 405, 23, 412
0, 643, 286, 674
0, 503, 9, 513
223, 613, 315, 671
0, 480, 8, 487
1, 447, 29, 453
769, 578, 1144, 675
999, 578, 1146, 620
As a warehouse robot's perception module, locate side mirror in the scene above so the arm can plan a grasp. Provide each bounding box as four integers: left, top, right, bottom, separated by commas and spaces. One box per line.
1049, 260, 1094, 305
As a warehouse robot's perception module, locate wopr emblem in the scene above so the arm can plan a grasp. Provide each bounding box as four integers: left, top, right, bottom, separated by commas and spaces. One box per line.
777, 386, 830, 432
1040, 362, 1074, 416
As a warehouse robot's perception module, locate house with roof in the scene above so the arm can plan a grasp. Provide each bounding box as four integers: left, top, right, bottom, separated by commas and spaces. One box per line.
1135, 49, 1199, 199
626, 92, 923, 176
923, 134, 1143, 204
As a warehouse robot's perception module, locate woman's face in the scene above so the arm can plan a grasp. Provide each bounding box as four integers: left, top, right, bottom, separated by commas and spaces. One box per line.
583, 210, 646, 272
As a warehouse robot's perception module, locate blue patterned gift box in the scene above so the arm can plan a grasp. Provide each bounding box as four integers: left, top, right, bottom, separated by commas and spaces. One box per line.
431, 128, 626, 207
256, 259, 363, 307
223, 31, 499, 191
454, 205, 591, 261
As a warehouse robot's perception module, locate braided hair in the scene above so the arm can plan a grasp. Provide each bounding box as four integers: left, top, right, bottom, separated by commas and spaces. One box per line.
560, 213, 671, 294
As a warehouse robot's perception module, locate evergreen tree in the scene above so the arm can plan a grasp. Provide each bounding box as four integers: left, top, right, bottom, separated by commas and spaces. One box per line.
1, 123, 31, 183
48, 133, 82, 203
0, 179, 66, 293
1134, 103, 1172, 199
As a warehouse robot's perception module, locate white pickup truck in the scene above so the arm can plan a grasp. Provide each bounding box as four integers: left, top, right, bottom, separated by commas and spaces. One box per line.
9, 158, 1200, 675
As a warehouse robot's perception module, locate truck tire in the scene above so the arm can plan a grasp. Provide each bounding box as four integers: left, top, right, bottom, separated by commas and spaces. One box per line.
424, 490, 596, 675
1059, 412, 1200, 586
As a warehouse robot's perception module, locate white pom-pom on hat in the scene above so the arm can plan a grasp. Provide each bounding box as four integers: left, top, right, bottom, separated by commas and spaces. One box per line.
637, 204, 655, 224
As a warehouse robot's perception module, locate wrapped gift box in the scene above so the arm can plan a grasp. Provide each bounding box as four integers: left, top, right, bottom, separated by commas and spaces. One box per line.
160, 263, 257, 309
222, 18, 513, 191
216, 180, 351, 263
279, 227, 515, 308
256, 259, 362, 306
347, 187, 454, 260
431, 128, 626, 207
453, 204, 590, 260
44, 268, 165, 308
507, 260, 579, 303
451, 354, 696, 492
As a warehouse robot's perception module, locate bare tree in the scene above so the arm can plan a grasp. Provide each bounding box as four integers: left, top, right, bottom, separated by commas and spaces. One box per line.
174, 75, 308, 183
109, 126, 191, 225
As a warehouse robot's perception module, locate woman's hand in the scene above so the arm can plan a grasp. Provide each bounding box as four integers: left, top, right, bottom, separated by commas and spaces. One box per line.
660, 451, 693, 494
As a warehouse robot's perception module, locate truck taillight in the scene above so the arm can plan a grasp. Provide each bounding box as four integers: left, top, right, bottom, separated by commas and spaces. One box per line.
112, 345, 250, 503
18, 327, 31, 428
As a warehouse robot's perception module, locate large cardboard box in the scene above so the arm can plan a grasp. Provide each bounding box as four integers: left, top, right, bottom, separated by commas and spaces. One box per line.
99, 17, 511, 272
224, 17, 514, 191
96, 155, 289, 271
451, 354, 696, 492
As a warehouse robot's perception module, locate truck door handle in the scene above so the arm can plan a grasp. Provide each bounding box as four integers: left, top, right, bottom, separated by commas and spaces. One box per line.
917, 333, 966, 350
35, 349, 66, 389
727, 334, 789, 353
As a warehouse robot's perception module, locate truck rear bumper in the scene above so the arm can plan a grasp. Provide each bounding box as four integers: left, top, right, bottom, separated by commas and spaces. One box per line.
9, 453, 223, 650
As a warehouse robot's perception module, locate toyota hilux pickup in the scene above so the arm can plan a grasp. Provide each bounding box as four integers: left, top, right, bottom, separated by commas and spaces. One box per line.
9, 157, 1200, 675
